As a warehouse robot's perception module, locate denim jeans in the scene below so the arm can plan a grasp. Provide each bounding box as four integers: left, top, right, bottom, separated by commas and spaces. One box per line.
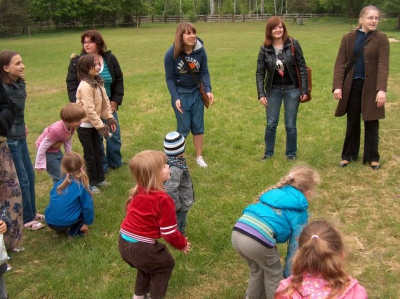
176, 210, 188, 236
7, 138, 36, 224
101, 111, 122, 172
173, 86, 205, 137
264, 85, 300, 158
46, 151, 63, 184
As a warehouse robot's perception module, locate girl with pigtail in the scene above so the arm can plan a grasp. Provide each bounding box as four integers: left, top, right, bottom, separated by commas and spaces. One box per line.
232, 165, 320, 299
45, 152, 94, 238
275, 220, 367, 299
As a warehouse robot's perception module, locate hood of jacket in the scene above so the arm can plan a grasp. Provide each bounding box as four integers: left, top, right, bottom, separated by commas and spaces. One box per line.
259, 186, 308, 211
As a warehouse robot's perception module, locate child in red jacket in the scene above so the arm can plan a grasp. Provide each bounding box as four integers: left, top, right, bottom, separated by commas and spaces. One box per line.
118, 150, 191, 299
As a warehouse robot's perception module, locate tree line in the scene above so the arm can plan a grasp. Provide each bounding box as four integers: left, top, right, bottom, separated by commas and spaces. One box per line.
1, 0, 399, 32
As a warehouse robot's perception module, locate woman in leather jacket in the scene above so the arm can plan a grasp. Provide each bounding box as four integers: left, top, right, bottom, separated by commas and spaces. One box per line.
256, 17, 308, 161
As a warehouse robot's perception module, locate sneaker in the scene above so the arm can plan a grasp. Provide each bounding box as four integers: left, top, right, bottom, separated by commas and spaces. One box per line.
287, 156, 296, 161
97, 181, 111, 187
6, 263, 12, 272
196, 156, 208, 168
261, 155, 272, 161
10, 247, 25, 253
91, 186, 101, 194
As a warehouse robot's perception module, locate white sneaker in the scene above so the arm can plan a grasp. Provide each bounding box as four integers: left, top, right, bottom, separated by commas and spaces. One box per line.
196, 156, 208, 168
91, 186, 101, 194
97, 180, 111, 187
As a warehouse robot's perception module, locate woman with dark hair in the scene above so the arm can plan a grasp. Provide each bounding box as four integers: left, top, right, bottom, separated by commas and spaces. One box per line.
256, 17, 308, 161
66, 30, 124, 173
333, 5, 389, 170
164, 22, 214, 168
0, 49, 44, 231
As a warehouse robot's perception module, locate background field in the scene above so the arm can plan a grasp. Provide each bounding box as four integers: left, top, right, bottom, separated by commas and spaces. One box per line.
1, 18, 400, 298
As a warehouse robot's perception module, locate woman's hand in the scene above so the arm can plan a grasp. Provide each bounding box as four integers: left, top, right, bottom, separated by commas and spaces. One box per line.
300, 94, 308, 102
259, 97, 267, 106
207, 92, 214, 105
333, 89, 342, 100
376, 90, 386, 107
0, 220, 7, 234
175, 99, 183, 114
110, 101, 118, 113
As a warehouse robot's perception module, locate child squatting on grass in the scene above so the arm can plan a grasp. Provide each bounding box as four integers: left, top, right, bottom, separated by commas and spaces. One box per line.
275, 220, 367, 299
164, 131, 195, 236
76, 54, 117, 194
35, 103, 86, 184
118, 150, 191, 299
232, 165, 320, 299
44, 152, 94, 238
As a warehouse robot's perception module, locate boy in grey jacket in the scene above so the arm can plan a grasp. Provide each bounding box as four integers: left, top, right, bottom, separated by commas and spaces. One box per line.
164, 132, 195, 236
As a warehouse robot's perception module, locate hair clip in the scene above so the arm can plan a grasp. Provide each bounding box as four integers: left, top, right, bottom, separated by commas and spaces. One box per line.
311, 235, 319, 239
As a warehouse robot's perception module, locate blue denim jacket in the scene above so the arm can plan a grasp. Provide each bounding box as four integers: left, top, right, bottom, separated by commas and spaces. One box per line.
2, 80, 26, 139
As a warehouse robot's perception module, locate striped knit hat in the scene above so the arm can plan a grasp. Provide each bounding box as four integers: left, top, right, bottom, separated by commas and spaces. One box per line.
164, 131, 185, 156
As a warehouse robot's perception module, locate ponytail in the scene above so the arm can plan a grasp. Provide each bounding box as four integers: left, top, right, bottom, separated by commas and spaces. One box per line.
256, 165, 320, 201
57, 152, 91, 195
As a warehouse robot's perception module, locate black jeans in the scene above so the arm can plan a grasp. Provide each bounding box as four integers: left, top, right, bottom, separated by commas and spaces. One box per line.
77, 127, 105, 186
342, 79, 380, 164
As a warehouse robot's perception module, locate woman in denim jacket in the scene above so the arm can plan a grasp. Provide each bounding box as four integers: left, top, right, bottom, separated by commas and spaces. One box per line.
256, 17, 309, 161
0, 50, 45, 231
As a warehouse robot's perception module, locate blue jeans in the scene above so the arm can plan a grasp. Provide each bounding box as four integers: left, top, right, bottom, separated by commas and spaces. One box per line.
46, 151, 63, 184
264, 86, 300, 158
173, 86, 205, 137
176, 210, 188, 236
7, 139, 36, 224
101, 111, 122, 172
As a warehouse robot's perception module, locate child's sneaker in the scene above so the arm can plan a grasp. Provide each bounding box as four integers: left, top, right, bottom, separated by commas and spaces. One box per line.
196, 156, 208, 168
97, 180, 111, 187
91, 186, 101, 194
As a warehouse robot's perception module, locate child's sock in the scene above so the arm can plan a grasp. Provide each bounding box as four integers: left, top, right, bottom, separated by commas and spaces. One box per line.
132, 295, 144, 299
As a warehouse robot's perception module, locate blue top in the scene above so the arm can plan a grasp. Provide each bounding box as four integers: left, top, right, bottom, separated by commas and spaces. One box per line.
353, 30, 368, 79
164, 37, 212, 102
100, 61, 113, 98
45, 177, 94, 226
234, 186, 308, 278
2, 80, 26, 139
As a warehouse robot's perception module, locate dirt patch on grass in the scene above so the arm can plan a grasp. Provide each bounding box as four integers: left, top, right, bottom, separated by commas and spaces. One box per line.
389, 38, 399, 42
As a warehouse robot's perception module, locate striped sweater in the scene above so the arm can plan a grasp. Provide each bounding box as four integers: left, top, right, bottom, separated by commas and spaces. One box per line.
120, 186, 187, 250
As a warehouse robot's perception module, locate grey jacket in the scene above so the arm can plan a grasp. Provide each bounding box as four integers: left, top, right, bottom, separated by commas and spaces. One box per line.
165, 166, 194, 212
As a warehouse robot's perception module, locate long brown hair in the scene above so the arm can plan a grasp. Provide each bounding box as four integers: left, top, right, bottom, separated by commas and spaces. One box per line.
57, 152, 91, 195
80, 30, 107, 55
125, 150, 167, 208
0, 49, 23, 84
275, 220, 350, 299
263, 16, 289, 46
77, 54, 103, 87
257, 165, 320, 201
173, 22, 197, 59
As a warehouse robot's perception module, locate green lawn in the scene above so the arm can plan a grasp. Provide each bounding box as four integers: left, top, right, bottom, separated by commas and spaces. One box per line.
2, 19, 400, 298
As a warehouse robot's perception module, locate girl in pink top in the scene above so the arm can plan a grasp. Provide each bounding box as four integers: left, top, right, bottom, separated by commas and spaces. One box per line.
275, 220, 367, 299
35, 103, 86, 184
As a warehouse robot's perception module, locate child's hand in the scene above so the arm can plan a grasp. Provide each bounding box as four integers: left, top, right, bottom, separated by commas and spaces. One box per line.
0, 221, 7, 234
183, 241, 191, 254
36, 168, 45, 173
98, 125, 111, 138
80, 224, 89, 234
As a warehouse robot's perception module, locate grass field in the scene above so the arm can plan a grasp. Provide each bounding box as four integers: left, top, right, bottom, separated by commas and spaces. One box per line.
1, 18, 400, 298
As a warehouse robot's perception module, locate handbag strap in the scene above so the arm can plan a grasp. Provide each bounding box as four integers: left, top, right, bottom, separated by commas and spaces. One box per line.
343, 38, 371, 83
289, 38, 302, 89
179, 53, 201, 87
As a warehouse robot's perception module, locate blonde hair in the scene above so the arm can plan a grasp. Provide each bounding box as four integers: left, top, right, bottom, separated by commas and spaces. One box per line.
357, 5, 380, 29
57, 152, 91, 195
126, 150, 167, 208
173, 22, 197, 59
275, 220, 350, 299
60, 103, 86, 123
257, 165, 320, 200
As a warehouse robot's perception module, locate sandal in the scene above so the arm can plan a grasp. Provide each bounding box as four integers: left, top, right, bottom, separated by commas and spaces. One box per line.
34, 213, 45, 221
24, 221, 45, 231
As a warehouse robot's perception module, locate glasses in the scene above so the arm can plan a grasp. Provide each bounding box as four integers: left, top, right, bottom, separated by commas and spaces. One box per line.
364, 16, 379, 21
82, 41, 95, 45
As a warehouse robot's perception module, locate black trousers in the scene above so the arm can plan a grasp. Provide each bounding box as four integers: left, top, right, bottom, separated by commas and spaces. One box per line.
77, 127, 105, 186
342, 79, 380, 164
